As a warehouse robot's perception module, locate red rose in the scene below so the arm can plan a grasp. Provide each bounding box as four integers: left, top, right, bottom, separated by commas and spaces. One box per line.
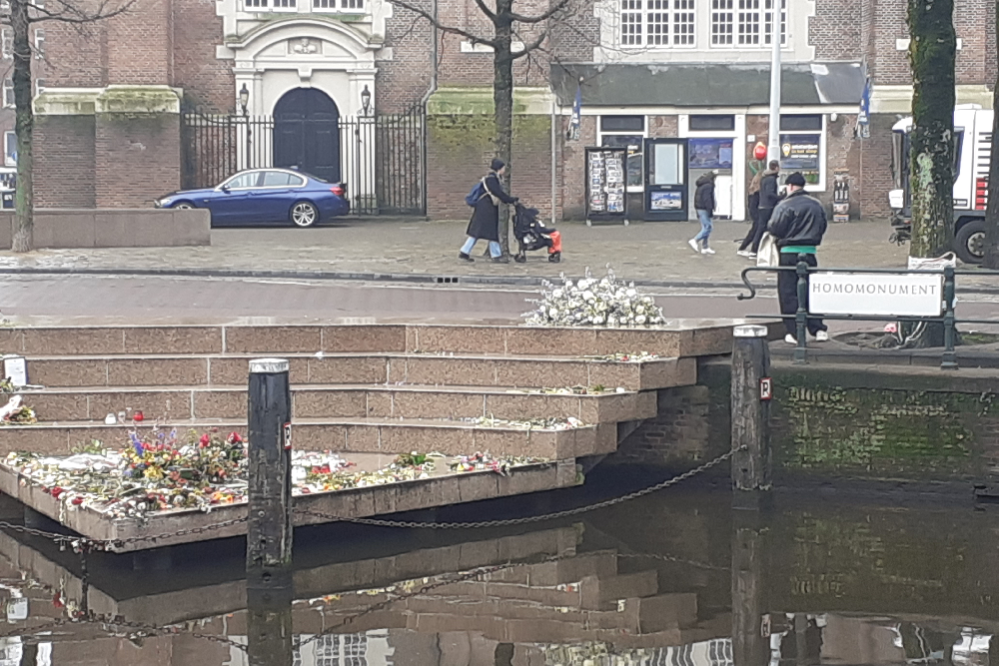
199, 433, 210, 447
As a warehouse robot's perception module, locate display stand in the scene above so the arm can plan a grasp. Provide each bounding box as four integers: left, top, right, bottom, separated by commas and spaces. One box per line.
584, 147, 629, 226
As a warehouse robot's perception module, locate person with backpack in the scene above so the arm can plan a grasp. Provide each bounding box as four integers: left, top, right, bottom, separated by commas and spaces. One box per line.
460, 158, 517, 263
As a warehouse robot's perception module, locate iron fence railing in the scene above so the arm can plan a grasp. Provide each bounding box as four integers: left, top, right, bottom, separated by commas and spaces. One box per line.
737, 259, 999, 369
180, 107, 425, 216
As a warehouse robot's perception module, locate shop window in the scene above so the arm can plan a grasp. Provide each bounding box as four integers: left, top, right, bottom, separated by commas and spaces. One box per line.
778, 114, 824, 188
688, 138, 734, 169
599, 115, 646, 191
689, 115, 735, 131
620, 0, 696, 48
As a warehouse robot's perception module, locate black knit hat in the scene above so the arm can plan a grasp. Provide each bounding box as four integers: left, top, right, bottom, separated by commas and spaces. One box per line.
491, 158, 505, 172
785, 172, 806, 187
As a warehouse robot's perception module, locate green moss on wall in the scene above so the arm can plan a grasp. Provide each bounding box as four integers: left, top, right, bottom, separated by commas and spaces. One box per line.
428, 114, 551, 158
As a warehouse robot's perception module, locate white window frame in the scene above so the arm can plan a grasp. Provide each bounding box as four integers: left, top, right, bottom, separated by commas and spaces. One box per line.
242, 0, 296, 12
33, 28, 44, 58
2, 78, 12, 108
619, 0, 697, 49
4, 130, 15, 167
778, 114, 826, 193
1, 29, 11, 60
35, 78, 44, 97
312, 0, 364, 12
598, 115, 647, 193
712, 0, 786, 48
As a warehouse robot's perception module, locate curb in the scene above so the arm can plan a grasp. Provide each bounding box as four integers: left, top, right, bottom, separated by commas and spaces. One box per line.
0, 266, 996, 295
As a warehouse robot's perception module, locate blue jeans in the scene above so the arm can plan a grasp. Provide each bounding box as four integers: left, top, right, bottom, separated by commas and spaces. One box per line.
694, 209, 713, 247
461, 236, 501, 258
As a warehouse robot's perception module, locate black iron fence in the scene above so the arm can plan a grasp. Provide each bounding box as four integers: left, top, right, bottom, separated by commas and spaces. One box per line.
180, 106, 426, 216
737, 260, 998, 369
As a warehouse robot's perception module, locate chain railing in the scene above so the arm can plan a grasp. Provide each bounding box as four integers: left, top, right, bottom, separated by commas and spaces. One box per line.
295, 447, 741, 530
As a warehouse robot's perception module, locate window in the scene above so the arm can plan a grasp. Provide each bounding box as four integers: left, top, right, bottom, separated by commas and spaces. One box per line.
2, 78, 12, 108
715, 0, 785, 47
243, 0, 295, 10
223, 172, 260, 189
599, 115, 645, 190
4, 131, 15, 167
35, 79, 45, 97
778, 114, 823, 187
262, 171, 305, 187
314, 0, 363, 10
1, 29, 11, 60
34, 28, 44, 58
620, 0, 695, 48
690, 114, 735, 131
711, 0, 734, 45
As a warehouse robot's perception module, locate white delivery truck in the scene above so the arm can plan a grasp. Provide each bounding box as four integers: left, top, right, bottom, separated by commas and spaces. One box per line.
888, 104, 993, 264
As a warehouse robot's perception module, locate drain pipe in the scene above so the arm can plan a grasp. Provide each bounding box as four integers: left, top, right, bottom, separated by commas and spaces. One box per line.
550, 96, 558, 222
420, 0, 439, 217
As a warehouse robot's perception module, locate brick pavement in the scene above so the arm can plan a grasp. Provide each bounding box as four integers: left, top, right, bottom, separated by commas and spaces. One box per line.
0, 218, 996, 293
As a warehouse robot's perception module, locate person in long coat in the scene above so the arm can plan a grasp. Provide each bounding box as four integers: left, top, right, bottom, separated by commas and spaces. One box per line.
459, 158, 518, 264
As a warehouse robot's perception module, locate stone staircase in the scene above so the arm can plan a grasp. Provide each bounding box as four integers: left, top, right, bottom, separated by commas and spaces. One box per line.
0, 323, 738, 548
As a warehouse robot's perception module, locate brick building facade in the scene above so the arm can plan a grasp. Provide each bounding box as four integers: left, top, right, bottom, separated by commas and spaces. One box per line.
29, 0, 997, 219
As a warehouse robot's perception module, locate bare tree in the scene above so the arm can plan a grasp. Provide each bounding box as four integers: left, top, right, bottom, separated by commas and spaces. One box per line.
3, 0, 131, 253
905, 0, 956, 259
388, 0, 577, 254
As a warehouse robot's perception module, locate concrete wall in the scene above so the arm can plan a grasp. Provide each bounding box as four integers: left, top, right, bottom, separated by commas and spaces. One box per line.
0, 209, 210, 249
608, 359, 999, 490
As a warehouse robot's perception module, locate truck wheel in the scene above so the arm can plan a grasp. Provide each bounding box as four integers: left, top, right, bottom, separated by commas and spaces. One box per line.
954, 219, 986, 264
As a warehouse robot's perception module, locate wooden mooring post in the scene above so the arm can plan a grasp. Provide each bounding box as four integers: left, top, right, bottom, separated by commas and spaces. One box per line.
247, 358, 293, 666
731, 325, 772, 508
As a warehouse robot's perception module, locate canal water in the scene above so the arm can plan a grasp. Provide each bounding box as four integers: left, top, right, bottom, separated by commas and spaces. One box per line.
0, 465, 995, 666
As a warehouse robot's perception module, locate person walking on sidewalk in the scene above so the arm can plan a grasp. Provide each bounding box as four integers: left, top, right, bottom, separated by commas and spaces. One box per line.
688, 171, 717, 255
737, 166, 767, 258
459, 158, 517, 264
747, 160, 782, 258
767, 172, 830, 344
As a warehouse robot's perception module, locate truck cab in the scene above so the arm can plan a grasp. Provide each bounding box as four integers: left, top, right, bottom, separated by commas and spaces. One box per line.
888, 105, 992, 264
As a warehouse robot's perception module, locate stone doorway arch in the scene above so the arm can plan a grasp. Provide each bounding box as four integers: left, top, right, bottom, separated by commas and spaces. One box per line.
273, 88, 341, 183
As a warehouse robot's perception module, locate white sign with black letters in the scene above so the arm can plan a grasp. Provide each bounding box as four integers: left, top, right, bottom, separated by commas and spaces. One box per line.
809, 273, 943, 317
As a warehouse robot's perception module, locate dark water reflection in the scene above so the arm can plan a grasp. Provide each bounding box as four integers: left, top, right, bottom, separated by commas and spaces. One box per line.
0, 467, 995, 666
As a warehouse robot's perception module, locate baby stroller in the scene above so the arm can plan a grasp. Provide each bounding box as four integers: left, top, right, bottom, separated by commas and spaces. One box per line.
513, 202, 562, 263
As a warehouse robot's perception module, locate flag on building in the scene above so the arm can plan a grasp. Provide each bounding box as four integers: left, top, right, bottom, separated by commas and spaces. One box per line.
568, 82, 582, 141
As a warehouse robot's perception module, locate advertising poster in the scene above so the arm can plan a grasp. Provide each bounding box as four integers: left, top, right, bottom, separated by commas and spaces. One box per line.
688, 138, 733, 169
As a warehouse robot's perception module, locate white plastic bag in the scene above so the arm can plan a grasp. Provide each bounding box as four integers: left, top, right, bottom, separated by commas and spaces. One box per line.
756, 232, 780, 267
907, 252, 957, 271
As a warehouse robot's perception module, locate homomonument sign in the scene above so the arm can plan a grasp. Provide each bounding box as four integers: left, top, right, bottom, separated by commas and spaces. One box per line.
809, 273, 943, 317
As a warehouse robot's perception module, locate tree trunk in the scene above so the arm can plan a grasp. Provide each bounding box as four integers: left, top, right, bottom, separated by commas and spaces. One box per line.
493, 0, 514, 256
906, 0, 956, 258
11, 0, 34, 253
981, 79, 999, 269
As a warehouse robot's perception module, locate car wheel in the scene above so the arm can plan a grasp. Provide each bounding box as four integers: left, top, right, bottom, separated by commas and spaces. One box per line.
290, 201, 319, 228
172, 201, 195, 210
954, 219, 986, 264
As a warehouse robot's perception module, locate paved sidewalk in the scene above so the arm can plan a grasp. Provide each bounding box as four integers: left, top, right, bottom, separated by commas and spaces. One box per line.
0, 217, 996, 293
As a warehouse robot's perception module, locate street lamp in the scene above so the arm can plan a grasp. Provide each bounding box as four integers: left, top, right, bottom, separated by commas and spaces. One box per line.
239, 83, 251, 170
360, 85, 371, 117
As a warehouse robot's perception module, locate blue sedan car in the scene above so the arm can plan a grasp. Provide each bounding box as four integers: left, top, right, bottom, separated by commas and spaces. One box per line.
155, 169, 350, 227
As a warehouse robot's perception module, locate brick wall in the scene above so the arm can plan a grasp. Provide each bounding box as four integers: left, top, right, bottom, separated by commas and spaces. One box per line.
810, 0, 862, 60
858, 113, 896, 218
377, 1, 434, 113
95, 113, 180, 207
426, 112, 554, 220
560, 115, 596, 220
172, 0, 233, 112
44, 22, 106, 88
34, 115, 96, 208
107, 0, 172, 85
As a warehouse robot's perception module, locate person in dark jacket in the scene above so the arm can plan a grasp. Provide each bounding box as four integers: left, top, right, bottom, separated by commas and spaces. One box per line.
737, 164, 772, 258
756, 160, 781, 240
688, 171, 717, 255
767, 172, 829, 343
459, 158, 517, 263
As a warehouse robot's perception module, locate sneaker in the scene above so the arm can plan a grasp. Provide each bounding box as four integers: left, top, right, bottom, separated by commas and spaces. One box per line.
784, 334, 797, 345
688, 239, 701, 254
737, 250, 753, 258
814, 330, 829, 342
701, 247, 716, 255
747, 252, 757, 259
458, 252, 474, 262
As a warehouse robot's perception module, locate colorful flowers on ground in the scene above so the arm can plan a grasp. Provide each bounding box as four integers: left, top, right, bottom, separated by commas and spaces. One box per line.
524, 268, 666, 328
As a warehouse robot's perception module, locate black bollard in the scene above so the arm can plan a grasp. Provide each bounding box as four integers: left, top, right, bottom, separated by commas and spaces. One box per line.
731, 325, 772, 509
247, 357, 293, 666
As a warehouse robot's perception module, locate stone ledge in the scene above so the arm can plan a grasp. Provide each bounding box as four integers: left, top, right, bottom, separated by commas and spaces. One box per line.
34, 85, 182, 116
0, 208, 210, 249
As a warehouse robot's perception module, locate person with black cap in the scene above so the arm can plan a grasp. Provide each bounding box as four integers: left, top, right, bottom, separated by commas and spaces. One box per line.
459, 158, 518, 263
767, 172, 830, 344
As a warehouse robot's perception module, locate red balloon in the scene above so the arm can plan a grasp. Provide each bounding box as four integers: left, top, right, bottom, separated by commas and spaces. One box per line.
753, 141, 768, 161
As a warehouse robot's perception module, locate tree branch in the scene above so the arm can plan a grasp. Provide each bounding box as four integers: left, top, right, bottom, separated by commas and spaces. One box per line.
26, 0, 133, 24
509, 0, 571, 25
386, 0, 495, 46
472, 0, 496, 22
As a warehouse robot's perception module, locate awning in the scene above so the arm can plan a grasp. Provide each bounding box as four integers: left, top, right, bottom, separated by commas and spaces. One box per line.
550, 62, 866, 107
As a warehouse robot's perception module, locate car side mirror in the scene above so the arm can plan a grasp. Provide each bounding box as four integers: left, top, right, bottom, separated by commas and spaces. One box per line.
220, 185, 230, 193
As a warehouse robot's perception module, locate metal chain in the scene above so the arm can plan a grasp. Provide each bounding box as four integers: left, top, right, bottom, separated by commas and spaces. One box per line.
0, 516, 249, 552
295, 447, 743, 530
616, 552, 729, 572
